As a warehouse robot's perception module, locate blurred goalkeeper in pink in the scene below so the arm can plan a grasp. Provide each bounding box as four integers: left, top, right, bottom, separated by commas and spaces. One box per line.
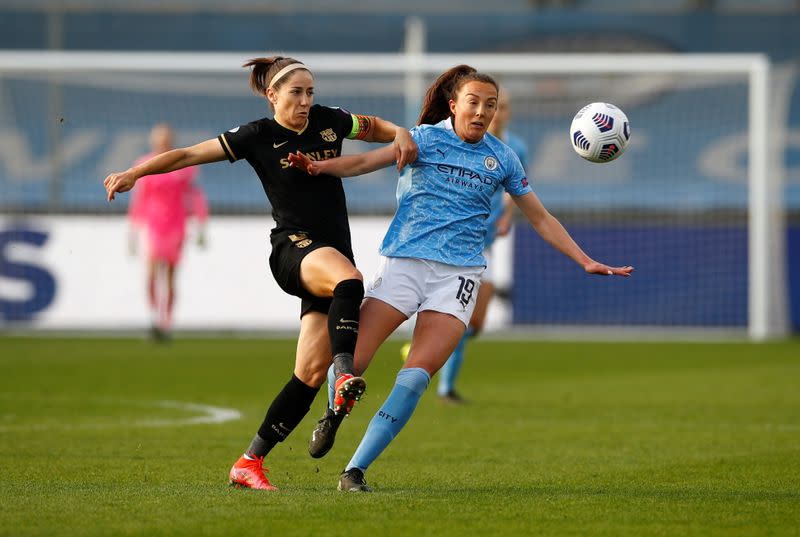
128, 123, 209, 340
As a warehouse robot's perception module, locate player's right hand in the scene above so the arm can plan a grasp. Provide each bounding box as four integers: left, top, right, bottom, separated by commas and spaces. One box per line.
104, 170, 136, 201
287, 152, 320, 176
393, 128, 418, 172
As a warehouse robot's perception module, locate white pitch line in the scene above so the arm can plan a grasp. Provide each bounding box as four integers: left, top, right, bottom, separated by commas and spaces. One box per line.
135, 400, 242, 427
0, 399, 241, 432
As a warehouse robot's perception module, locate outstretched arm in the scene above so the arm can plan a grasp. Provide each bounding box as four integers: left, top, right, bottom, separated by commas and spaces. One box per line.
513, 191, 633, 277
104, 138, 226, 201
288, 145, 397, 178
355, 115, 417, 171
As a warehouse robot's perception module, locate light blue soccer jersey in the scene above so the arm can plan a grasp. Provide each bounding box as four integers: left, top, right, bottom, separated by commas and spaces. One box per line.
380, 118, 531, 267
483, 131, 529, 249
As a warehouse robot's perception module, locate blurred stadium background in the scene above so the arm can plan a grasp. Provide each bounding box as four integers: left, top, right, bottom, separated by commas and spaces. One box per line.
2, 3, 799, 537
0, 0, 799, 338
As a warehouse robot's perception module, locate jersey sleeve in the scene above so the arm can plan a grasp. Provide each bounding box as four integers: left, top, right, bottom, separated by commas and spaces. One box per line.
502, 148, 532, 197
327, 105, 390, 141
217, 122, 259, 163
409, 125, 426, 148
317, 106, 361, 141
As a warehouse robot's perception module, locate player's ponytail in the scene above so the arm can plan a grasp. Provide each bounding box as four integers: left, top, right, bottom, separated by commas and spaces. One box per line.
417, 65, 498, 126
243, 56, 308, 98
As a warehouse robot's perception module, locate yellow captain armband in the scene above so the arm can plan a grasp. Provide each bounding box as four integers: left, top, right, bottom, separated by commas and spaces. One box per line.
348, 114, 372, 140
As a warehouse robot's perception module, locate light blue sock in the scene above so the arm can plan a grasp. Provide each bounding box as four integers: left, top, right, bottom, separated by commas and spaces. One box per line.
326, 364, 336, 411
438, 327, 473, 396
346, 367, 430, 472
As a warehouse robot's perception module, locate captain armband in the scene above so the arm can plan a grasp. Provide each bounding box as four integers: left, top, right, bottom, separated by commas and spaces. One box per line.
348, 114, 373, 140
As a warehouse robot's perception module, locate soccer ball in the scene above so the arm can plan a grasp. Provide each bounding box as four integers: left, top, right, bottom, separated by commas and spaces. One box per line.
569, 102, 631, 163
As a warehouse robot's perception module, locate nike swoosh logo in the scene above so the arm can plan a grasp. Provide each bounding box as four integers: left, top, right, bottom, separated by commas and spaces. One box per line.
273, 141, 288, 148
339, 318, 358, 324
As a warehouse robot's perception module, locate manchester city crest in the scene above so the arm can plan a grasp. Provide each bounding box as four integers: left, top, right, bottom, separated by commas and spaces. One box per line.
484, 156, 498, 171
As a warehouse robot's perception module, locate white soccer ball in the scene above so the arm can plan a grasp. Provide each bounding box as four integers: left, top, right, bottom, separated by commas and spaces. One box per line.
569, 102, 631, 163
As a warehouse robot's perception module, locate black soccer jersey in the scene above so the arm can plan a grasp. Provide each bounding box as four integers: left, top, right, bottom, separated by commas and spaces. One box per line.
218, 104, 361, 252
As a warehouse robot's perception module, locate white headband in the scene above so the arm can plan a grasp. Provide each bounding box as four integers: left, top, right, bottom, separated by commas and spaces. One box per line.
268, 63, 308, 89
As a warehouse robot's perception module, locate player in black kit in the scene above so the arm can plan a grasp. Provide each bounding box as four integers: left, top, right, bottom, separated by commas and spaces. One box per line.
103, 56, 417, 490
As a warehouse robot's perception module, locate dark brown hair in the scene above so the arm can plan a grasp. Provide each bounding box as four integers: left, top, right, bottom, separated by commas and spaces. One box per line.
417, 65, 498, 126
243, 56, 310, 100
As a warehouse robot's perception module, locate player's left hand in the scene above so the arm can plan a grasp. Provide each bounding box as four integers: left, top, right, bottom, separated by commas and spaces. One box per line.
287, 151, 320, 175
585, 262, 634, 277
393, 128, 418, 171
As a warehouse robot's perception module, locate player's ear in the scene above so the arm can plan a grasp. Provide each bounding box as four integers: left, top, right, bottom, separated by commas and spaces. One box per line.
449, 99, 457, 116
266, 87, 278, 105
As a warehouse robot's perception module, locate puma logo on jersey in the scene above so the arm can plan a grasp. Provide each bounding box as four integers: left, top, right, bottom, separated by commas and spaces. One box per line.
273, 141, 288, 148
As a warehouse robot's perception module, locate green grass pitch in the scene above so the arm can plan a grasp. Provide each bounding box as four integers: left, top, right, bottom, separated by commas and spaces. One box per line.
1, 336, 798, 536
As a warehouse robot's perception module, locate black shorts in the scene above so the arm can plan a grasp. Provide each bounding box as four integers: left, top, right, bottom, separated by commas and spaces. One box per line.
269, 229, 355, 318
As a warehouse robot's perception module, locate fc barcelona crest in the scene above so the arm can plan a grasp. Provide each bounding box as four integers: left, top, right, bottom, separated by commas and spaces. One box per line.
288, 233, 313, 249
320, 128, 337, 142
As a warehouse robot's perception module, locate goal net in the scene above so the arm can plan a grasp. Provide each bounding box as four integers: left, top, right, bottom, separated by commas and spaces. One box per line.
0, 51, 786, 338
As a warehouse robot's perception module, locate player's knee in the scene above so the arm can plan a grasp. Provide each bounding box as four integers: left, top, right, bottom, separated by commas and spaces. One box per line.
337, 268, 363, 284
295, 355, 331, 387
295, 364, 328, 388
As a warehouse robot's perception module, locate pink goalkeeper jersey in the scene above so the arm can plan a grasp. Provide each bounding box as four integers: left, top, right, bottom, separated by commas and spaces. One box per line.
128, 153, 208, 264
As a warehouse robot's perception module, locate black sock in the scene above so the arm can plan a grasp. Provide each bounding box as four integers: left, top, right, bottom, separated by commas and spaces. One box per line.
333, 352, 354, 378
327, 279, 364, 360
248, 375, 319, 458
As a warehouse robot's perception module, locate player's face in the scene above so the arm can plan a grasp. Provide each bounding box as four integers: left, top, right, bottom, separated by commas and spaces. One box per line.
449, 81, 498, 143
270, 70, 315, 131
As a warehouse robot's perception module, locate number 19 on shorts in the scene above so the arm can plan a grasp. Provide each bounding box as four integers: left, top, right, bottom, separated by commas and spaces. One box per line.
456, 276, 476, 309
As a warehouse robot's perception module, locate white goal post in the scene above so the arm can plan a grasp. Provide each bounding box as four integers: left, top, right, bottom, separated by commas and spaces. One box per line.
0, 51, 787, 340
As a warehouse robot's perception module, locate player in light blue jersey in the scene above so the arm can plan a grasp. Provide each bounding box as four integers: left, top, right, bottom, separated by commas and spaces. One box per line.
436, 88, 528, 403
289, 65, 633, 492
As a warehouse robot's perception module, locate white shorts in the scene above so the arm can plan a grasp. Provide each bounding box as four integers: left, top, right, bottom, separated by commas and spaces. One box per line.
365, 256, 484, 327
